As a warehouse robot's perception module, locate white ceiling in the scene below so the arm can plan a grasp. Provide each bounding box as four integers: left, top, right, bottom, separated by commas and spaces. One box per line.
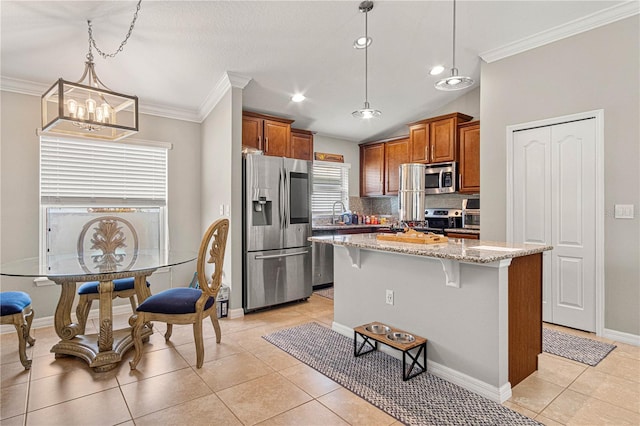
1, 1, 636, 142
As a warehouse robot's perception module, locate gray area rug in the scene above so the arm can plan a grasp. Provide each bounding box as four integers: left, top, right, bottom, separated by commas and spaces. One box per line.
313, 286, 334, 300
542, 328, 616, 366
263, 322, 539, 426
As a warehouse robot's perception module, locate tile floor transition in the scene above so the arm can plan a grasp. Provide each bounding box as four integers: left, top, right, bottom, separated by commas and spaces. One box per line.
1, 294, 639, 425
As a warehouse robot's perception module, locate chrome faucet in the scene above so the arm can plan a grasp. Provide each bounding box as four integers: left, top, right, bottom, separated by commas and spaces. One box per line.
332, 201, 346, 224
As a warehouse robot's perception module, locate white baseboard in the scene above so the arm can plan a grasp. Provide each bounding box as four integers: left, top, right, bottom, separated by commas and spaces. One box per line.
227, 307, 244, 319
603, 328, 640, 346
331, 321, 510, 403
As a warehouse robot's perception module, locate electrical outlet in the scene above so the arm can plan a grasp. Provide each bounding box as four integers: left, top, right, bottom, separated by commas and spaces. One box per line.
385, 289, 394, 305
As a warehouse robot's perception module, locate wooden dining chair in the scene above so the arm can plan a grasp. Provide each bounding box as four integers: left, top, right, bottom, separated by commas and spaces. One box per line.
0, 291, 36, 369
75, 216, 150, 334
130, 218, 229, 369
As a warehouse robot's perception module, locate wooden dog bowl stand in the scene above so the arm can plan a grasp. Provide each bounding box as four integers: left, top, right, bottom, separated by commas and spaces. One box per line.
353, 322, 427, 381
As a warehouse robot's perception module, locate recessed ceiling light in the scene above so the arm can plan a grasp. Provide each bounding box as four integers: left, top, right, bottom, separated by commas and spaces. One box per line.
291, 94, 306, 102
353, 36, 372, 49
429, 65, 445, 75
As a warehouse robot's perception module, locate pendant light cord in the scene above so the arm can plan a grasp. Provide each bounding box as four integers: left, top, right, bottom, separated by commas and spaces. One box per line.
87, 0, 142, 61
452, 0, 456, 70
364, 8, 369, 105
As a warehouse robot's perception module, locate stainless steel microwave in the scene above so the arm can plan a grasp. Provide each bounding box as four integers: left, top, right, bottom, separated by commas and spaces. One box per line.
424, 162, 457, 195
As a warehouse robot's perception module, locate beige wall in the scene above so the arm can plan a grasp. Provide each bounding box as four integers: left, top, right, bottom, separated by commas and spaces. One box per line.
0, 91, 202, 317
201, 86, 243, 310
480, 16, 639, 335
314, 134, 360, 196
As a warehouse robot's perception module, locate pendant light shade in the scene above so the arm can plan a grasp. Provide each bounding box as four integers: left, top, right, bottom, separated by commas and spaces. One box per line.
352, 1, 381, 119
435, 0, 474, 91
41, 1, 141, 141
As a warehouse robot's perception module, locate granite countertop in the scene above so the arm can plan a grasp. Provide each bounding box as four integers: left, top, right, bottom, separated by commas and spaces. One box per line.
445, 228, 480, 235
309, 233, 552, 264
312, 224, 392, 231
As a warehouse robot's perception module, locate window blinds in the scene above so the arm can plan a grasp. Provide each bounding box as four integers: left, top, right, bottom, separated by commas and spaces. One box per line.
311, 161, 350, 214
40, 137, 168, 205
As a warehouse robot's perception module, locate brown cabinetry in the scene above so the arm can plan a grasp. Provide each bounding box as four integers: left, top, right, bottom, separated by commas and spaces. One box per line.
458, 121, 480, 194
408, 112, 473, 164
242, 111, 294, 157
384, 138, 410, 195
290, 128, 314, 161
360, 143, 385, 196
446, 232, 479, 240
360, 137, 410, 197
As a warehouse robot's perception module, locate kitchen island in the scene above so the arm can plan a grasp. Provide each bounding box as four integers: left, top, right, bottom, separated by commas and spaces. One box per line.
310, 233, 552, 402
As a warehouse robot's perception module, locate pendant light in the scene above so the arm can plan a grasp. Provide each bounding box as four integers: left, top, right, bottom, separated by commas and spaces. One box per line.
41, 1, 141, 141
352, 1, 381, 119
435, 0, 474, 91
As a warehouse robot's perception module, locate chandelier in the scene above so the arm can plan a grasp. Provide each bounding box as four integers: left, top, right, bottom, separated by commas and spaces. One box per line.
435, 0, 474, 91
41, 1, 142, 141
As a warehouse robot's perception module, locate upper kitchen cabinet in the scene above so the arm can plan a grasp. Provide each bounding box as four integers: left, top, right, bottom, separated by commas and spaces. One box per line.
458, 121, 480, 194
360, 137, 409, 197
408, 112, 473, 163
242, 111, 294, 157
360, 142, 385, 196
290, 128, 314, 161
384, 137, 410, 195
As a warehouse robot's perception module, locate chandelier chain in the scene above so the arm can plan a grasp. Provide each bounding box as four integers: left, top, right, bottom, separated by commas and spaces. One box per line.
87, 0, 142, 61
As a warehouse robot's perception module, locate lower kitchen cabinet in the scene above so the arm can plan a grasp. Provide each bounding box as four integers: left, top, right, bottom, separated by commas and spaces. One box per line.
447, 232, 479, 240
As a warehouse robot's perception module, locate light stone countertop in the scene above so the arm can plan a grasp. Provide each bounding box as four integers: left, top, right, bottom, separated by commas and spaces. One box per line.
312, 224, 392, 231
444, 228, 480, 235
309, 233, 552, 264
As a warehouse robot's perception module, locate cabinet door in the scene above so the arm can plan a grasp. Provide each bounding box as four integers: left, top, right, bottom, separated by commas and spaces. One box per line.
447, 232, 479, 240
290, 131, 313, 161
409, 123, 429, 163
384, 138, 410, 195
263, 120, 291, 157
459, 122, 480, 193
242, 115, 263, 150
430, 117, 457, 163
360, 143, 385, 196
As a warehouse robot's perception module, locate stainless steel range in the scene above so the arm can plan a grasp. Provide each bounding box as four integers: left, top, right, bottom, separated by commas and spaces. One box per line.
424, 208, 462, 231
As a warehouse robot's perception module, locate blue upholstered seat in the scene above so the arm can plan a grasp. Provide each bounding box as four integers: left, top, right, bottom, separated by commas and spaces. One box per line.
137, 287, 215, 315
0, 291, 32, 316
77, 277, 150, 295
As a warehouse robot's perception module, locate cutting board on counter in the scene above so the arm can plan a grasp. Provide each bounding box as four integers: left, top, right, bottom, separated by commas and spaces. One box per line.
376, 229, 449, 244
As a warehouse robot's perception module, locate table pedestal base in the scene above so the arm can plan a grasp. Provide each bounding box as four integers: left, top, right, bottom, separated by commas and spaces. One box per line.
51, 325, 152, 372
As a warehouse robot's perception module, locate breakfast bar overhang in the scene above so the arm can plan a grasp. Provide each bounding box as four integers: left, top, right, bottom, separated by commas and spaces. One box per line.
310, 233, 553, 403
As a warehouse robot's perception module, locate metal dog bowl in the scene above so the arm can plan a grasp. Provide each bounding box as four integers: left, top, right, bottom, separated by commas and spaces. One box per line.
386, 332, 415, 343
365, 323, 391, 335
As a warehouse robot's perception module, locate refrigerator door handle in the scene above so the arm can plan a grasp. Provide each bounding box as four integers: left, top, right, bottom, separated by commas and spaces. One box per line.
283, 168, 289, 228
279, 167, 285, 229
255, 250, 310, 260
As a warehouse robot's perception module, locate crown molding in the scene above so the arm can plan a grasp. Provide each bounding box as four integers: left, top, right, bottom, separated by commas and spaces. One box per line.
197, 71, 252, 122
480, 1, 640, 63
0, 76, 50, 96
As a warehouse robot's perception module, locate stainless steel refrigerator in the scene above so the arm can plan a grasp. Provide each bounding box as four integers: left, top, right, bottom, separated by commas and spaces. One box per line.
243, 154, 312, 312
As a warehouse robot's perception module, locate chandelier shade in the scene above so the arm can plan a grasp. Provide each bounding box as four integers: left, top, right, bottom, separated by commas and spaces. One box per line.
41, 77, 138, 141
41, 0, 141, 141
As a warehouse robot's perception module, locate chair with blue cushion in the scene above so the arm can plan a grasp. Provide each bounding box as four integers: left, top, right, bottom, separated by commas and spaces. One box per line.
130, 218, 229, 369
76, 277, 151, 333
0, 291, 36, 369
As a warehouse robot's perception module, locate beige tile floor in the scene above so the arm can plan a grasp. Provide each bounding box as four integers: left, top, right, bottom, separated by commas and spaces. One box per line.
1, 294, 638, 425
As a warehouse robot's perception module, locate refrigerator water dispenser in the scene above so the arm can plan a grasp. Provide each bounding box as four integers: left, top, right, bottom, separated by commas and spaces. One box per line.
252, 197, 272, 226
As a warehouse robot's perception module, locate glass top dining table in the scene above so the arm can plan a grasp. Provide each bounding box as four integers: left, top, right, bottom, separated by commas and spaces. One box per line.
0, 249, 197, 279
0, 249, 197, 372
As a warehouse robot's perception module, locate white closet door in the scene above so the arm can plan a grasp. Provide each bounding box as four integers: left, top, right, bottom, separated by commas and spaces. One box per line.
512, 119, 596, 332
513, 127, 553, 322
550, 120, 596, 331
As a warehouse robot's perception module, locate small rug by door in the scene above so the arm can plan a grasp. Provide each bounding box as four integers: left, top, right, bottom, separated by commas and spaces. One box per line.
313, 286, 334, 300
263, 322, 539, 425
542, 328, 616, 366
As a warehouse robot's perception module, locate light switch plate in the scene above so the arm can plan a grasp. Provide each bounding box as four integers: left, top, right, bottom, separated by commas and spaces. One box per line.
614, 204, 634, 219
